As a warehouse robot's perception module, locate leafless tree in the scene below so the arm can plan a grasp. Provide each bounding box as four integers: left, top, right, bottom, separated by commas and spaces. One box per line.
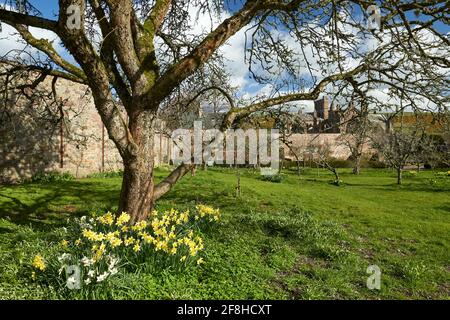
338, 98, 372, 175
0, 0, 448, 222
441, 117, 450, 167
307, 137, 341, 185
372, 109, 429, 185
267, 108, 308, 175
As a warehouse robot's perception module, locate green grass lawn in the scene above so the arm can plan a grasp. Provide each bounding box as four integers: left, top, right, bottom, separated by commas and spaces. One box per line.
0, 167, 449, 299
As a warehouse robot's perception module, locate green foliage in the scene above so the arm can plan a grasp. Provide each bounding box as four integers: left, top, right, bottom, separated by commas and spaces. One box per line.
87, 171, 123, 179
366, 160, 387, 169
29, 171, 74, 183
327, 159, 353, 168
434, 171, 450, 178
259, 173, 286, 183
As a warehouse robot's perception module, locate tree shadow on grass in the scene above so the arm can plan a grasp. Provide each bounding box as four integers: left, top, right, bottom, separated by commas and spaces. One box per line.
433, 204, 450, 213
0, 180, 120, 231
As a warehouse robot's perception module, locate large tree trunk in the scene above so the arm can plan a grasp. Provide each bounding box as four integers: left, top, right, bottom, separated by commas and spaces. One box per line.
118, 110, 156, 223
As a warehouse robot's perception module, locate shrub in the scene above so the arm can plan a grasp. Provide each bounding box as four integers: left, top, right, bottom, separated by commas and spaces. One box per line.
328, 159, 353, 168
87, 170, 123, 178
435, 171, 450, 177
259, 174, 286, 183
30, 206, 220, 292
29, 171, 74, 183
405, 170, 418, 177
367, 160, 386, 169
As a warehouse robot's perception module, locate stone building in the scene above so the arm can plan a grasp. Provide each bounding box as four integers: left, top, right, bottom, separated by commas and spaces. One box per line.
310, 96, 357, 133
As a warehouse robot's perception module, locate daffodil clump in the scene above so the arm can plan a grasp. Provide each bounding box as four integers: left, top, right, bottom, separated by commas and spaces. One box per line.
195, 205, 221, 222
37, 205, 220, 289
31, 255, 46, 281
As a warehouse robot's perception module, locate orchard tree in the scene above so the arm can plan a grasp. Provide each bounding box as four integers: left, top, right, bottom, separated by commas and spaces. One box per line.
372, 108, 430, 185
338, 97, 372, 175
0, 0, 448, 222
307, 137, 341, 185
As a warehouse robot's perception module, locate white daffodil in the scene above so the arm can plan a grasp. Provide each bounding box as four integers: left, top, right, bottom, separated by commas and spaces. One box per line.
58, 253, 71, 263
97, 272, 109, 283
109, 268, 118, 276
107, 255, 119, 268
81, 256, 94, 266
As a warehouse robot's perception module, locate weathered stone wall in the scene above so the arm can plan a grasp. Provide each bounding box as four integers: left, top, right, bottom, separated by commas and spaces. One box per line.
0, 75, 126, 182
281, 133, 374, 161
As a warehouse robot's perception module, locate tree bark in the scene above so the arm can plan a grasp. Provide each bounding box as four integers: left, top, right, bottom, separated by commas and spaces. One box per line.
332, 168, 340, 185
397, 167, 402, 185
118, 110, 156, 223
353, 156, 361, 175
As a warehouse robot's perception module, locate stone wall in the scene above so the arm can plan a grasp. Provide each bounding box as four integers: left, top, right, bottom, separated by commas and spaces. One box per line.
0, 71, 372, 183
0, 75, 123, 182
281, 133, 374, 161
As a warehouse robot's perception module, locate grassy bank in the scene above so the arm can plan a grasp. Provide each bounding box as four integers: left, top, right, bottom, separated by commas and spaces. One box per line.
0, 168, 449, 299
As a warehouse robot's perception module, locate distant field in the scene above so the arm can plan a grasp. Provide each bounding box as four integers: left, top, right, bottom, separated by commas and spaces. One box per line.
0, 167, 449, 299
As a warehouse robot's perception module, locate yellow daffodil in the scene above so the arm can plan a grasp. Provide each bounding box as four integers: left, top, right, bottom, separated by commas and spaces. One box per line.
195, 204, 220, 221
93, 243, 106, 262
132, 220, 147, 231
97, 212, 114, 225
109, 237, 122, 248
124, 236, 136, 246
60, 239, 68, 248
105, 231, 120, 242
82, 229, 104, 241
116, 212, 130, 226
32, 255, 46, 271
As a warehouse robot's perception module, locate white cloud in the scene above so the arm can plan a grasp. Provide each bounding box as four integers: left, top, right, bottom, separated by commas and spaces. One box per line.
183, 6, 250, 89
0, 22, 67, 63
